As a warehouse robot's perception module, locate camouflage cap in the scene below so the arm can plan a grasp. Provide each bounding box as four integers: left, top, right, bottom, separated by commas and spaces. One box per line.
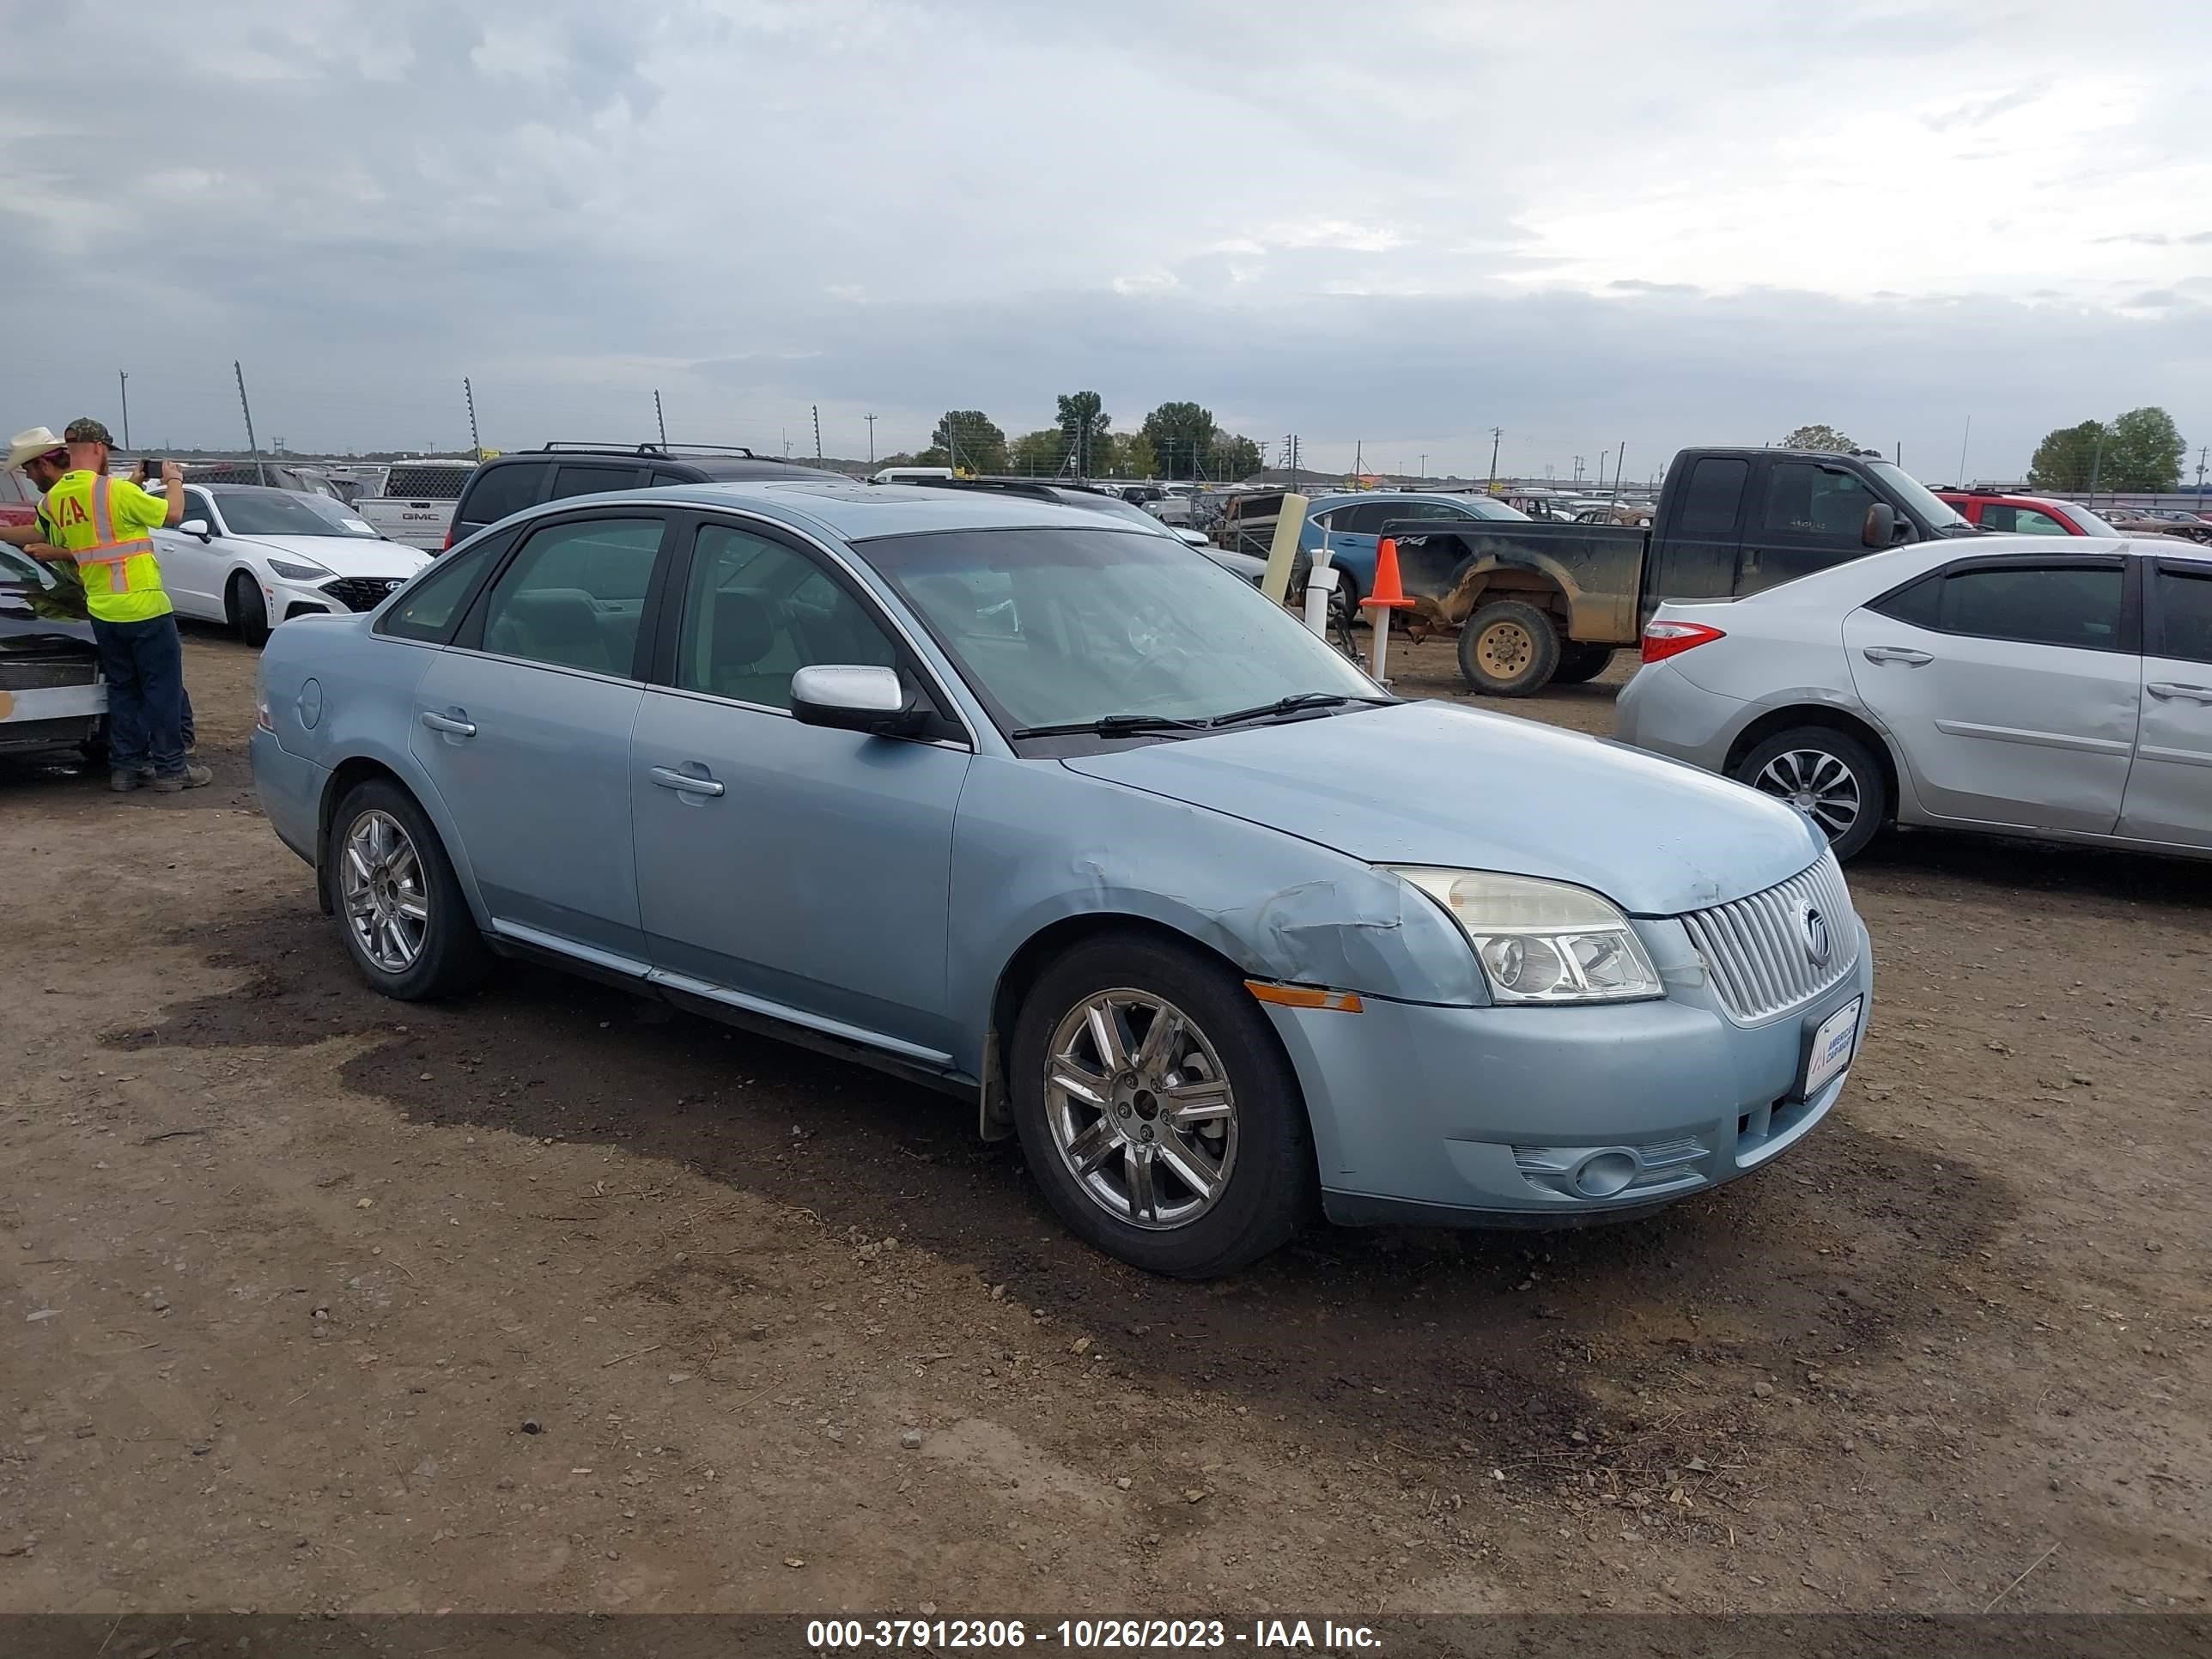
64, 416, 115, 447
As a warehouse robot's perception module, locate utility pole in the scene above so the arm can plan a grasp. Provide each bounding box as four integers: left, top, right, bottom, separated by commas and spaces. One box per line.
118, 372, 131, 453
234, 361, 268, 485
1486, 426, 1502, 493
1572, 454, 1584, 484
463, 377, 482, 461
1419, 453, 1426, 483
865, 413, 877, 465
1608, 441, 1626, 506
2087, 433, 2104, 506
2196, 445, 2207, 513
812, 404, 822, 462
1955, 416, 1971, 488
1353, 438, 1364, 480
653, 390, 668, 448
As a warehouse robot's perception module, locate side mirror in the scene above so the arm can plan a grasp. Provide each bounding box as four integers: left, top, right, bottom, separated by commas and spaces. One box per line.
791, 664, 927, 738
1861, 502, 1896, 548
1176, 528, 1209, 546
179, 519, 212, 542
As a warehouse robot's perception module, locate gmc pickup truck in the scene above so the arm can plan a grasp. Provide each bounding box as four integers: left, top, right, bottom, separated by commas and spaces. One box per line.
1381, 447, 1979, 696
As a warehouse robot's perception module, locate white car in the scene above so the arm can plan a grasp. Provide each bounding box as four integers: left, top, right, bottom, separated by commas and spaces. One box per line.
1615, 535, 2212, 861
154, 484, 430, 645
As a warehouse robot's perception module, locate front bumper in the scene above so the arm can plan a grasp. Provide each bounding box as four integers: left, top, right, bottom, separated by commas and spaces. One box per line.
1261, 921, 1873, 1226
264, 574, 413, 626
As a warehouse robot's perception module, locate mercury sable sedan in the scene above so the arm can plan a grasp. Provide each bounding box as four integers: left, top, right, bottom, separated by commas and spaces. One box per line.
252, 482, 1873, 1277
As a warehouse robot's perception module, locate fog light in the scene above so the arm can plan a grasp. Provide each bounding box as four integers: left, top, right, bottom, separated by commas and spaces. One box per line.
1573, 1151, 1638, 1198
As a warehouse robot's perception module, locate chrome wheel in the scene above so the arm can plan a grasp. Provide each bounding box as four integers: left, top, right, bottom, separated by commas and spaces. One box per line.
339, 809, 428, 973
1753, 748, 1862, 840
1044, 989, 1239, 1231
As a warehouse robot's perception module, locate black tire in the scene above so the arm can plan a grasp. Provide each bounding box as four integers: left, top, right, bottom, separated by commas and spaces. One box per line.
1732, 725, 1889, 863
229, 571, 271, 647
1011, 933, 1315, 1278
1456, 599, 1562, 696
1550, 643, 1616, 685
325, 778, 491, 1000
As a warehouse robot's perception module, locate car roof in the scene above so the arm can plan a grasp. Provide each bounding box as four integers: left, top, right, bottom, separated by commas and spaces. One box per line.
537, 479, 1182, 541
484, 445, 843, 483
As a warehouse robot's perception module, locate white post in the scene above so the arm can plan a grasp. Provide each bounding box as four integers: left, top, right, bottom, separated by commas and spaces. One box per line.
1302, 550, 1338, 638
1368, 605, 1391, 684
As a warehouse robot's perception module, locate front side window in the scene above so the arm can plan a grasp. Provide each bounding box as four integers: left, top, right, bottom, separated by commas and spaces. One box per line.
183, 488, 221, 531
1763, 463, 1875, 540
2154, 567, 2212, 664
477, 516, 664, 675
674, 522, 896, 710
860, 526, 1376, 736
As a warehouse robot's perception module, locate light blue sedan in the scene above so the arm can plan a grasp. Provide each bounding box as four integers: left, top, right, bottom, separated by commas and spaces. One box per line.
252, 481, 1873, 1277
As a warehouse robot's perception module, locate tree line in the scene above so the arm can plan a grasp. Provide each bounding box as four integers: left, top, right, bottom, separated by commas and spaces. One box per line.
878, 394, 1267, 481
1779, 409, 2191, 492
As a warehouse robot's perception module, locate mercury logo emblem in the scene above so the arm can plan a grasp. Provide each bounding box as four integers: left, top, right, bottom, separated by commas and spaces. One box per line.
1798, 902, 1832, 968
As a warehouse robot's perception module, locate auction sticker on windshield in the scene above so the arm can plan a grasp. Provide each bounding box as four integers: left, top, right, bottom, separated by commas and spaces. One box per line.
1803, 998, 1861, 1098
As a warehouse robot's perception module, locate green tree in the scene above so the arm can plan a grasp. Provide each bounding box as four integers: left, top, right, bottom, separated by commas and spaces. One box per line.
1009, 428, 1067, 476
2104, 406, 2186, 490
931, 410, 1007, 475
1780, 424, 1857, 453
1212, 433, 1264, 481
1055, 390, 1111, 477
1140, 401, 1217, 479
2027, 421, 2108, 492
1115, 433, 1159, 477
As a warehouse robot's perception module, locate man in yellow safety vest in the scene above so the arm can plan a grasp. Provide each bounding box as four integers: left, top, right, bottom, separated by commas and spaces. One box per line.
33, 418, 210, 792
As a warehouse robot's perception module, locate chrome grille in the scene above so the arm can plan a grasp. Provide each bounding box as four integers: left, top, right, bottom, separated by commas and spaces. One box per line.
1680, 853, 1858, 1024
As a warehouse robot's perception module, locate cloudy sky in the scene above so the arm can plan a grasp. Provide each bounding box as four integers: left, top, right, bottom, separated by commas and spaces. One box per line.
3, 0, 2209, 483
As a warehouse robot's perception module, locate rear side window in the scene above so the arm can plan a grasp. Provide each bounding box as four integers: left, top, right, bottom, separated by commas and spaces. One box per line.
551, 463, 647, 501
1677, 458, 1749, 535
2154, 566, 2212, 664
1884, 563, 2124, 651
378, 528, 516, 643
650, 470, 700, 487
460, 462, 547, 528
1978, 504, 2069, 536
477, 517, 665, 677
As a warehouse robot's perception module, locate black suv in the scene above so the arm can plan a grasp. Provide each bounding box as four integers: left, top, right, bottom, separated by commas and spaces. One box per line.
443, 442, 843, 549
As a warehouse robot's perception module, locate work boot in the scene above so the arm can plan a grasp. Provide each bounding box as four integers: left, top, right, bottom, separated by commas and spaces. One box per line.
109, 769, 141, 793
149, 763, 214, 793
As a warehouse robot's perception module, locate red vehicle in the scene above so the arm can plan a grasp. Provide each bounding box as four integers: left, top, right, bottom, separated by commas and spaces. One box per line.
1937, 488, 2188, 541
0, 467, 41, 531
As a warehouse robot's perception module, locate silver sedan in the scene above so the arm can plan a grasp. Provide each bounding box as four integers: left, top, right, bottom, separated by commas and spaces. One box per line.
1615, 535, 2212, 861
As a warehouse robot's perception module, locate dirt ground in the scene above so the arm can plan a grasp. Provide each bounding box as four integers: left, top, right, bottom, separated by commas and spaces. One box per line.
2, 625, 2206, 1620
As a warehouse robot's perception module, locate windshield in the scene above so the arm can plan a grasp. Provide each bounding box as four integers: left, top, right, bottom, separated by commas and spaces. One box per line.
857, 526, 1378, 738
217, 490, 382, 538
2062, 503, 2123, 536
1866, 461, 1970, 531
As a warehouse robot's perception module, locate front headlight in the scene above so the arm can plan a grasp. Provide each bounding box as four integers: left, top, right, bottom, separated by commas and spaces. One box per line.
1387, 866, 1663, 1005
267, 557, 332, 581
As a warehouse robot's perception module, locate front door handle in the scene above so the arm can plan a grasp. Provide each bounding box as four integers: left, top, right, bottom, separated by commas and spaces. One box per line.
419, 709, 477, 736
2146, 682, 2212, 703
1862, 646, 1934, 665
648, 764, 725, 798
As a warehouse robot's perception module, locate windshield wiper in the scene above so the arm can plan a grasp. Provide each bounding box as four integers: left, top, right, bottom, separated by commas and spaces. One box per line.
1008, 713, 1213, 739
1204, 691, 1395, 728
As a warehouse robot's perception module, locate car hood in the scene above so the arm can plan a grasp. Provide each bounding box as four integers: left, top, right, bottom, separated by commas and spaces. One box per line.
1060, 700, 1826, 917
234, 534, 431, 578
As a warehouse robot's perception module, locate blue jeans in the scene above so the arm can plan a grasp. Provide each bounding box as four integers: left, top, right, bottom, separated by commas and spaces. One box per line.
93, 613, 188, 778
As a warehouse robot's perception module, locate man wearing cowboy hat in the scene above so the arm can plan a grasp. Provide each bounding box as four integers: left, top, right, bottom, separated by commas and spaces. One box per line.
7, 423, 199, 770
21, 418, 209, 792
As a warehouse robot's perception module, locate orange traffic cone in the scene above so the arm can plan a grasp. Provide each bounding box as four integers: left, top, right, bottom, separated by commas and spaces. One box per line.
1360, 537, 1417, 611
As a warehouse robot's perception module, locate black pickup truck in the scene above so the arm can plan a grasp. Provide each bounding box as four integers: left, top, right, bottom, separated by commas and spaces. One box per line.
1380, 447, 1978, 695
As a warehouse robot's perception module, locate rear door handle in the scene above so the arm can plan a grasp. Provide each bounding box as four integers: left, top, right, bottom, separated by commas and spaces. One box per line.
2146, 682, 2212, 702
419, 709, 476, 736
649, 764, 725, 798
1862, 646, 1934, 665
